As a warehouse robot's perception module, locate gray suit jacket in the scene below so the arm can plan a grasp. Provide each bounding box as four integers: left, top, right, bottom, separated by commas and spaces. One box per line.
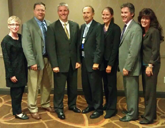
22, 17, 51, 70
119, 20, 142, 76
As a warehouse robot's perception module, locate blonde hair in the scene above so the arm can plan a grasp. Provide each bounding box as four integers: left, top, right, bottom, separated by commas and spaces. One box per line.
7, 16, 21, 24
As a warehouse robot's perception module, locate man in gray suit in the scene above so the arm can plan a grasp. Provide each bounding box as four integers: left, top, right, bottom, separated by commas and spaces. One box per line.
22, 2, 53, 120
119, 3, 142, 122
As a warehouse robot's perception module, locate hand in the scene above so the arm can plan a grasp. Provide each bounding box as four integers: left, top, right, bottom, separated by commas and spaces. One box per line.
31, 64, 37, 71
93, 63, 99, 70
75, 62, 81, 69
123, 68, 129, 76
53, 67, 60, 73
10, 76, 18, 83
106, 65, 112, 73
146, 67, 153, 77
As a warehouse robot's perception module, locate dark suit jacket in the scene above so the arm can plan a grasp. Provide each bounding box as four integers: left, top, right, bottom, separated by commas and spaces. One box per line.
46, 20, 80, 72
142, 27, 160, 65
79, 20, 104, 72
102, 21, 121, 67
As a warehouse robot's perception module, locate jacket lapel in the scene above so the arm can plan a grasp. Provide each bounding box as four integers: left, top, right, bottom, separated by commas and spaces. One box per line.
119, 20, 135, 46
104, 22, 114, 39
56, 20, 69, 40
32, 18, 43, 40
68, 21, 73, 42
85, 20, 95, 41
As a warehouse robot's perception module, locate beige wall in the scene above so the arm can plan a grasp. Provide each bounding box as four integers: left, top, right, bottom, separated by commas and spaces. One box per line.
1, 0, 165, 92
0, 0, 9, 88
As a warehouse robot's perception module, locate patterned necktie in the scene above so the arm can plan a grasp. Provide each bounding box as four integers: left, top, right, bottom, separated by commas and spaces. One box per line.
41, 22, 46, 55
120, 24, 127, 41
83, 25, 89, 37
63, 23, 70, 39
41, 22, 46, 39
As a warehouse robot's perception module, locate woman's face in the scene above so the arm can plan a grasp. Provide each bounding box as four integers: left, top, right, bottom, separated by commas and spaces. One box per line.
141, 16, 151, 28
102, 9, 113, 24
8, 20, 20, 33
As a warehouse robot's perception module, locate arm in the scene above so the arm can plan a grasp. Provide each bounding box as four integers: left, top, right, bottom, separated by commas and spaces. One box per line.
107, 25, 121, 67
22, 23, 37, 68
93, 24, 104, 69
149, 29, 160, 65
75, 24, 81, 69
146, 29, 160, 76
46, 24, 59, 71
1, 40, 14, 78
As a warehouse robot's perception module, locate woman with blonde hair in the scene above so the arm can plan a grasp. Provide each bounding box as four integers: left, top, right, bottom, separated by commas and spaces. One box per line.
1, 16, 29, 120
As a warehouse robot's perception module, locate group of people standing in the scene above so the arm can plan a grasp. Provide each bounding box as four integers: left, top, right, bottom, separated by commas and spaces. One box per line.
1, 1, 163, 125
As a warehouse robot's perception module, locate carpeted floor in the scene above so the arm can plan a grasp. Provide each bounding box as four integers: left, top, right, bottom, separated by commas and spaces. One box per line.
0, 94, 165, 128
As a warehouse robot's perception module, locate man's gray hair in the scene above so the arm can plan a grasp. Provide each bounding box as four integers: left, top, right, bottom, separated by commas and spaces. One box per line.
57, 2, 69, 11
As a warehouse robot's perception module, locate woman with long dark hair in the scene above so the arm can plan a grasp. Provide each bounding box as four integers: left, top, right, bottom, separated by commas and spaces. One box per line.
101, 7, 121, 118
138, 8, 164, 124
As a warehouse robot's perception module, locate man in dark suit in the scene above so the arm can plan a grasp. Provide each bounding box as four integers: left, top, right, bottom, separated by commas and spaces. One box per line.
46, 2, 81, 120
22, 2, 53, 120
79, 6, 104, 119
119, 3, 142, 122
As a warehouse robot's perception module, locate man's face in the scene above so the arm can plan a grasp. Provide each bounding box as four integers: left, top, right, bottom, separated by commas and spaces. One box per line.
83, 7, 94, 24
33, 4, 45, 21
121, 7, 134, 24
58, 6, 69, 22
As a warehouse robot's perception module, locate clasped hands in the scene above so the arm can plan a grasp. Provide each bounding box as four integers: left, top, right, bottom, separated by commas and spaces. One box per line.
53, 62, 81, 73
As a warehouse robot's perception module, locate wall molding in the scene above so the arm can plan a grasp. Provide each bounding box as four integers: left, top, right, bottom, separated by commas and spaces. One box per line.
0, 88, 165, 98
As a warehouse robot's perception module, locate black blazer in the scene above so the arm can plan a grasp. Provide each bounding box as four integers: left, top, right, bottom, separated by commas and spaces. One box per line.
46, 20, 80, 72
142, 27, 161, 65
79, 20, 104, 72
1, 34, 27, 87
102, 21, 121, 67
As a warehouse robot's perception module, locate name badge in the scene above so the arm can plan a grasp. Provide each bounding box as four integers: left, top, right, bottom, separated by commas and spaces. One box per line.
82, 51, 85, 57
81, 38, 85, 49
82, 38, 85, 44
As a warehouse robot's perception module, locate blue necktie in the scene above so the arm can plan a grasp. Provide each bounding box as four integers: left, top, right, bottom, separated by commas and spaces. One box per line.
41, 22, 46, 55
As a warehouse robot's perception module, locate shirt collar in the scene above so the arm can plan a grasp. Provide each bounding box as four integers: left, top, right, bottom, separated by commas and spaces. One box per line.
34, 17, 45, 25
85, 20, 93, 28
125, 19, 133, 27
59, 19, 68, 26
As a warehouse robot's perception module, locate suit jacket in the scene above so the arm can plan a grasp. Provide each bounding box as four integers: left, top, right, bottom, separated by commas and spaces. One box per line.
119, 20, 142, 76
22, 17, 51, 70
79, 20, 104, 72
142, 27, 160, 65
46, 20, 80, 72
102, 21, 121, 67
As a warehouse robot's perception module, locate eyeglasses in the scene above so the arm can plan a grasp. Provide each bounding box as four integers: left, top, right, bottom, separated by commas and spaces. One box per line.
9, 24, 20, 27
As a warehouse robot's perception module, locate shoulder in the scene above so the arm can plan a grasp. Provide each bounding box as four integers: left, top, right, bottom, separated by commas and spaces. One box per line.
131, 20, 141, 29
113, 23, 121, 30
1, 35, 11, 46
23, 18, 34, 25
69, 20, 79, 27
45, 19, 51, 25
48, 20, 58, 28
2, 35, 10, 42
93, 20, 101, 27
149, 27, 159, 34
